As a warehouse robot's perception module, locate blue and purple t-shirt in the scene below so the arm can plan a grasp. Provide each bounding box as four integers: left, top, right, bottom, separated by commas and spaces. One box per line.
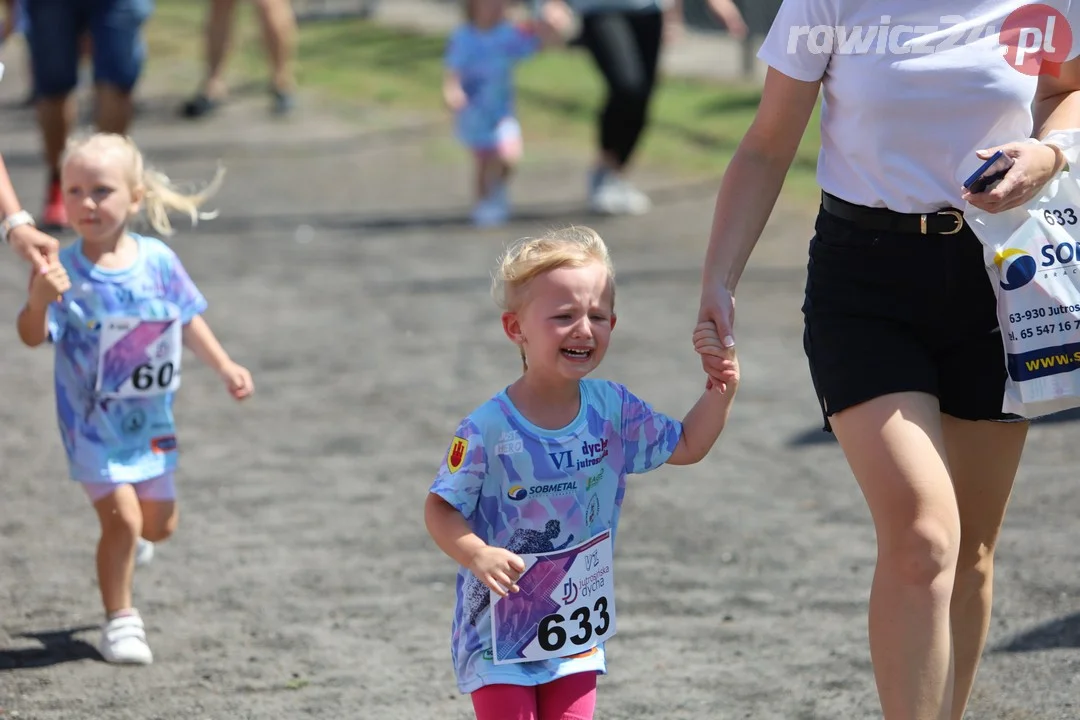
44, 234, 207, 484
430, 378, 683, 693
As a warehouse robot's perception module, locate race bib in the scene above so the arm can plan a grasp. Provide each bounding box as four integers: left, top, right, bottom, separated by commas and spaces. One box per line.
491, 530, 616, 665
95, 316, 182, 398
967, 169, 1080, 417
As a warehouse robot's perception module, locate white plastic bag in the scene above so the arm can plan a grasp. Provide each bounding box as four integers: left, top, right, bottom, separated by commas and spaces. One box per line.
965, 169, 1080, 418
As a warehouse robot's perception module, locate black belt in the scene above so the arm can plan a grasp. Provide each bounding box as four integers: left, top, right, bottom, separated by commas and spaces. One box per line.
821, 192, 965, 235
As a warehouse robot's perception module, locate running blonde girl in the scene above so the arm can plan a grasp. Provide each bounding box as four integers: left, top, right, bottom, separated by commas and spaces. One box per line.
424, 225, 738, 719
17, 132, 253, 666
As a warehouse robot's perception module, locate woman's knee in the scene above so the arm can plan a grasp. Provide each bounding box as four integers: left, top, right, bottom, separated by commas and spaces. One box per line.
878, 518, 961, 589
953, 534, 997, 600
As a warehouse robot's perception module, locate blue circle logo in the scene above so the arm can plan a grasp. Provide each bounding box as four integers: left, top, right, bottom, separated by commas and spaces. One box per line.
507, 485, 528, 501
995, 248, 1037, 290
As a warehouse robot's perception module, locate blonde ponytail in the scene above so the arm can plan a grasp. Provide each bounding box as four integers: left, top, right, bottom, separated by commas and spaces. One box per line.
61, 132, 225, 237
142, 163, 225, 237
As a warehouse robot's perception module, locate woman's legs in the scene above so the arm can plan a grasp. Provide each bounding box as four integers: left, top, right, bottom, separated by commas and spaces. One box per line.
200, 0, 238, 102
252, 0, 296, 113
182, 0, 295, 116
830, 391, 960, 720
829, 394, 1026, 720
180, 0, 237, 117
942, 416, 1027, 720
578, 9, 663, 214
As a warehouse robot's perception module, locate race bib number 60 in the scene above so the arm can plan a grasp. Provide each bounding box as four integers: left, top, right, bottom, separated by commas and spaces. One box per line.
95, 316, 183, 399
491, 530, 616, 665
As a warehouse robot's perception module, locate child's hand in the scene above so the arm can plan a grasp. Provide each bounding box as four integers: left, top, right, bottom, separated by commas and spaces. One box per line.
540, 0, 573, 37
219, 361, 254, 400
469, 545, 526, 597
29, 262, 71, 308
443, 82, 467, 113
693, 320, 739, 394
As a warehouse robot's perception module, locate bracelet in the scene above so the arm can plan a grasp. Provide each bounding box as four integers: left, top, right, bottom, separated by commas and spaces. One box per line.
0, 210, 35, 245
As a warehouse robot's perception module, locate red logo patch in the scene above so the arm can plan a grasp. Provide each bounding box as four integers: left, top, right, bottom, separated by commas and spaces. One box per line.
447, 436, 468, 473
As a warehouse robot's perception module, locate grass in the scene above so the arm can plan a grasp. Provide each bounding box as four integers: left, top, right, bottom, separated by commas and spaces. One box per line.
143, 0, 823, 205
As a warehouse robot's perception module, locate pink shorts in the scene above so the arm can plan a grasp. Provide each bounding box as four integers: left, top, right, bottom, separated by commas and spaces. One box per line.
81, 473, 176, 503
472, 117, 524, 162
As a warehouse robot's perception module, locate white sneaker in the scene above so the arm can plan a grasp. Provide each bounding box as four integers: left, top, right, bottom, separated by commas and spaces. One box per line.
471, 185, 510, 227
589, 174, 651, 215
135, 538, 154, 568
99, 612, 154, 665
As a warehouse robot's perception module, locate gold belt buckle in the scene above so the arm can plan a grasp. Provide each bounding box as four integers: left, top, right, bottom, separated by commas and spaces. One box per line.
920, 209, 964, 235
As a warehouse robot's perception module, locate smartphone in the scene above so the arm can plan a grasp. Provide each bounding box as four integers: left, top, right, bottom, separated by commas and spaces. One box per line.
963, 150, 1015, 193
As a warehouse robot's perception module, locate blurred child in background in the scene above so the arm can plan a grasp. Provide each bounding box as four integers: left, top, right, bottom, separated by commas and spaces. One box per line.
443, 0, 571, 227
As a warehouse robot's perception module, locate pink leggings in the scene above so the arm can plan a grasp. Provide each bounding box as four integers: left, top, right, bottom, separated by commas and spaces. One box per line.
471, 672, 597, 720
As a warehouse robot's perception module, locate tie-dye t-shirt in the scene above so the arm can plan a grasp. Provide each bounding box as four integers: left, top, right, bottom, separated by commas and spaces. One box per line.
43, 234, 208, 484
430, 378, 683, 693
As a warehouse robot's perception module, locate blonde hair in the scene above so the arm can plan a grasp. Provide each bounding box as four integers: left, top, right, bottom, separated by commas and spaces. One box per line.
61, 132, 225, 237
491, 225, 616, 371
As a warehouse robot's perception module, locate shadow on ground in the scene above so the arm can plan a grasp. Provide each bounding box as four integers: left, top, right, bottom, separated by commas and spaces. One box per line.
0, 626, 101, 670
995, 612, 1080, 653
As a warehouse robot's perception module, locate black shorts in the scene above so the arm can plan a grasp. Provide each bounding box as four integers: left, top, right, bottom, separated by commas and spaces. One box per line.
803, 202, 1021, 432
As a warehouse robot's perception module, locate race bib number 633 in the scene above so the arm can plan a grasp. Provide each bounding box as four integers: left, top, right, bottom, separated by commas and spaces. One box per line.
490, 530, 616, 665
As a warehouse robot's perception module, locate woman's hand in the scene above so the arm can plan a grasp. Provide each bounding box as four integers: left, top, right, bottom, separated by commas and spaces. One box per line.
962, 140, 1063, 213
696, 278, 736, 391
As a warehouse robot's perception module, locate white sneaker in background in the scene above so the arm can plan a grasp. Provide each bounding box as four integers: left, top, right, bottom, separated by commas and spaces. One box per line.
589, 172, 651, 216
471, 184, 510, 227
135, 538, 154, 568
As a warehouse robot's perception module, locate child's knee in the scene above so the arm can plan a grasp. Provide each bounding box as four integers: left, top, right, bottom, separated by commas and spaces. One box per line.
123, 474, 178, 542
91, 484, 143, 536
140, 502, 178, 543
99, 504, 143, 541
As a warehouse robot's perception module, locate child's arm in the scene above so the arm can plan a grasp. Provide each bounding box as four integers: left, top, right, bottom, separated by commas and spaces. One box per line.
425, 493, 525, 597
17, 301, 50, 347
182, 315, 254, 400
666, 321, 740, 466
442, 70, 467, 112
665, 382, 737, 465
17, 264, 70, 347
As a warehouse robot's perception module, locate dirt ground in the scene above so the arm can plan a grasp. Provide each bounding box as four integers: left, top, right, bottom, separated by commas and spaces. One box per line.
1, 46, 1078, 720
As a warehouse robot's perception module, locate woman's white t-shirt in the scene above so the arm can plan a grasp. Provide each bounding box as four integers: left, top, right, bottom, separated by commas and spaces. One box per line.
758, 0, 1080, 213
